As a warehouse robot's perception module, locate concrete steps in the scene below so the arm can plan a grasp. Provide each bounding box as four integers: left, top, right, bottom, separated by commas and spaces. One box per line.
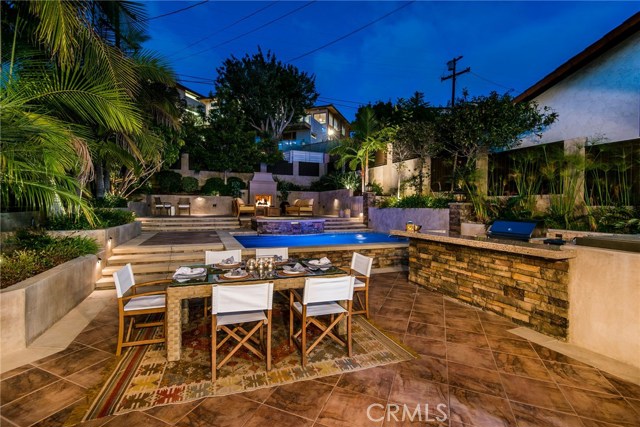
138, 216, 240, 232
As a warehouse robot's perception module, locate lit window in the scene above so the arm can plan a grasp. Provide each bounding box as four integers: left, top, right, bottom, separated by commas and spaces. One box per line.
313, 113, 326, 124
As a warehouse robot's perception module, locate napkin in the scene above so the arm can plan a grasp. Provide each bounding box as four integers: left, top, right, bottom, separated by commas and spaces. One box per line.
309, 257, 331, 266
284, 263, 306, 272
173, 267, 206, 282
220, 256, 236, 265
274, 255, 283, 262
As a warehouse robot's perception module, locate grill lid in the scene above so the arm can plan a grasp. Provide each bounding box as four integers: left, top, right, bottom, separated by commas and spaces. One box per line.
487, 220, 540, 241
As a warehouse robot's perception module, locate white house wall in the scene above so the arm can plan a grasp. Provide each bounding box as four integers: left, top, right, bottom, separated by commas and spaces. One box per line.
521, 32, 640, 147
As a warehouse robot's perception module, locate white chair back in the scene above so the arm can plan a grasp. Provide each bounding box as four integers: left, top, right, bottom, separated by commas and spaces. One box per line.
303, 276, 355, 305
255, 247, 288, 259
113, 263, 135, 298
351, 253, 373, 277
212, 282, 274, 314
206, 249, 242, 265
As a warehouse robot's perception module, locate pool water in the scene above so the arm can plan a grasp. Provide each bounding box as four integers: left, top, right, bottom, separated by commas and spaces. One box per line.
234, 232, 407, 248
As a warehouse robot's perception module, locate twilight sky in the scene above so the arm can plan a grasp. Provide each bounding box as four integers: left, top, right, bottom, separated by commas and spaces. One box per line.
142, 1, 639, 120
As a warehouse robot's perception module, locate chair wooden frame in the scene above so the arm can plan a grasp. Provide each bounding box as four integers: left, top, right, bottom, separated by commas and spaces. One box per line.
232, 198, 256, 218
285, 198, 314, 216
114, 264, 170, 356
211, 283, 274, 381
350, 252, 373, 318
177, 197, 191, 216
154, 197, 170, 216
289, 276, 355, 367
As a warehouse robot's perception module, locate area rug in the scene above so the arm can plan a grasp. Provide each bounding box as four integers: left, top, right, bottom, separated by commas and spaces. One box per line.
80, 298, 414, 421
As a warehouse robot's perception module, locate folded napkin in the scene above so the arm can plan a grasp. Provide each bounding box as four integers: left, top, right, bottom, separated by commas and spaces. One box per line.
173, 267, 206, 282
309, 257, 331, 266
284, 263, 306, 272
274, 255, 283, 262
225, 268, 246, 277
220, 256, 236, 265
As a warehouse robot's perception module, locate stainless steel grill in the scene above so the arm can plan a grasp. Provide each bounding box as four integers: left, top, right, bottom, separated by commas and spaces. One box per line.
487, 220, 541, 242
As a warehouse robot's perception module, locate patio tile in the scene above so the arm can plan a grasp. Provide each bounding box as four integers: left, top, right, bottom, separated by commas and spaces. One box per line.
448, 386, 516, 426
73, 324, 120, 347
103, 410, 171, 426
396, 356, 448, 385
31, 403, 79, 427
445, 329, 489, 350
372, 315, 408, 335
317, 388, 385, 427
381, 298, 413, 310
480, 321, 526, 340
377, 306, 413, 319
530, 343, 590, 367
485, 335, 538, 357
578, 417, 632, 427
409, 310, 444, 327
444, 317, 484, 334
559, 385, 639, 425
509, 401, 583, 427
493, 352, 552, 381
76, 416, 114, 427
265, 379, 334, 419
31, 342, 88, 366
447, 362, 505, 398
477, 311, 516, 326
388, 375, 448, 408
601, 372, 640, 399
402, 335, 447, 359
239, 386, 276, 403
337, 365, 396, 400
37, 347, 112, 378
500, 373, 573, 413
314, 374, 342, 386
244, 405, 313, 426
144, 399, 202, 424
447, 343, 496, 371
543, 361, 620, 394
174, 395, 259, 427
406, 321, 445, 341
0, 367, 60, 405
66, 356, 117, 389
1, 380, 86, 427
0, 365, 34, 381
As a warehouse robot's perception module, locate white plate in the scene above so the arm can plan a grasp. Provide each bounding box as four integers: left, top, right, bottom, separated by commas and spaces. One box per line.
282, 269, 305, 275
222, 272, 249, 279
308, 260, 330, 266
217, 262, 241, 268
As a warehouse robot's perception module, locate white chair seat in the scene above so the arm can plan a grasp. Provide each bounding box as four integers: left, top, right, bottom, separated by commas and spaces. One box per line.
354, 278, 366, 288
217, 310, 267, 326
293, 301, 347, 317
124, 295, 166, 311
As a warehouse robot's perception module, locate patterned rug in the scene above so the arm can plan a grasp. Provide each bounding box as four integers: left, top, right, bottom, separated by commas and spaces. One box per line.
80, 297, 414, 421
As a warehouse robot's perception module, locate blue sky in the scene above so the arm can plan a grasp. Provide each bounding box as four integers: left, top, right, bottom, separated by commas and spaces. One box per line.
142, 1, 639, 120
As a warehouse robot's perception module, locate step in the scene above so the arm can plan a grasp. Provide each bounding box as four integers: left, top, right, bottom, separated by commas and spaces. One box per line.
107, 252, 205, 266
141, 226, 239, 231
112, 242, 225, 255
96, 272, 173, 289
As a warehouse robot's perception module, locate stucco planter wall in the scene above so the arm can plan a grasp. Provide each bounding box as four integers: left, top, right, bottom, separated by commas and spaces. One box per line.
148, 194, 234, 216
48, 221, 141, 250
368, 208, 449, 233
1, 255, 98, 352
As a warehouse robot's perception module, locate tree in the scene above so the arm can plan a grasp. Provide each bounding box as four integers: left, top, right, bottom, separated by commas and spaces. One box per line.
214, 48, 318, 143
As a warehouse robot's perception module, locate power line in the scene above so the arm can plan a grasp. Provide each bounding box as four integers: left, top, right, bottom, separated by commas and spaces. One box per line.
286, 1, 415, 63
177, 73, 215, 83
470, 71, 516, 93
143, 1, 209, 22
173, 1, 316, 62
441, 56, 470, 107
318, 96, 367, 105
167, 1, 279, 58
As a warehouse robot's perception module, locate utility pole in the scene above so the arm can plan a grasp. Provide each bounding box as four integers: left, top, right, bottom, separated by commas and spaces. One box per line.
441, 56, 470, 107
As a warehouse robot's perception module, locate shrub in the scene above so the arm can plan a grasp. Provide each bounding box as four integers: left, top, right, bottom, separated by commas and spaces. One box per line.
93, 193, 128, 208
1, 230, 99, 288
226, 176, 246, 190
154, 170, 182, 194
181, 176, 199, 193
376, 194, 452, 209
201, 177, 226, 196
45, 208, 135, 230
367, 181, 384, 196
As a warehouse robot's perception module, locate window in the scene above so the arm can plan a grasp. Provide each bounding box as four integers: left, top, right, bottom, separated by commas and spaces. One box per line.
299, 162, 320, 177
313, 113, 326, 124
267, 161, 294, 175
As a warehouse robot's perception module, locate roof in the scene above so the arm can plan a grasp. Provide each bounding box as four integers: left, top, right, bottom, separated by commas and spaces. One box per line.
515, 12, 640, 103
175, 82, 208, 100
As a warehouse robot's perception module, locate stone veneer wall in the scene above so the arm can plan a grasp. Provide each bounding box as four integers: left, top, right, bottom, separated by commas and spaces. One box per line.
409, 240, 570, 338
286, 245, 408, 271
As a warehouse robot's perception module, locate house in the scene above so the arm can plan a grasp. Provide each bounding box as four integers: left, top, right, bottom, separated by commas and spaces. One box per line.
175, 83, 214, 115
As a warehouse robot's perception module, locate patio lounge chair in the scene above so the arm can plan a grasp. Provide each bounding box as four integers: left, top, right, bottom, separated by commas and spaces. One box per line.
177, 197, 191, 216
232, 198, 256, 218
286, 198, 314, 216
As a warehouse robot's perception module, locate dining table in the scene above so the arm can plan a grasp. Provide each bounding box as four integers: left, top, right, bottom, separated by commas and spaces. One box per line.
166, 260, 348, 362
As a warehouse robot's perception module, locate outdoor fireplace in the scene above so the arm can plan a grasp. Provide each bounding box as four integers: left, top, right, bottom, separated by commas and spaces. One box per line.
255, 195, 272, 207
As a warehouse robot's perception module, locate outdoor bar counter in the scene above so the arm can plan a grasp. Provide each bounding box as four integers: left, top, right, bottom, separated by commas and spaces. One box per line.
391, 230, 576, 339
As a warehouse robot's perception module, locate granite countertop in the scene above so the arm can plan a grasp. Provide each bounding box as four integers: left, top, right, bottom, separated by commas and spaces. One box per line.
391, 230, 576, 260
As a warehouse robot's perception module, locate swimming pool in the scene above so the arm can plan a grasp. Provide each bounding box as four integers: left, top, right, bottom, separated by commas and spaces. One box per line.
234, 232, 407, 248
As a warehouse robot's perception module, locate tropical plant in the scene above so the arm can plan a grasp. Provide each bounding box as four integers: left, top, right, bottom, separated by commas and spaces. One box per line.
45, 208, 135, 230
154, 170, 182, 194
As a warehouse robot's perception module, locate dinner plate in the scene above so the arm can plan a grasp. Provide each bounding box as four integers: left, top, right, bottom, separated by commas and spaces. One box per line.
307, 260, 331, 267
281, 269, 306, 275
222, 272, 249, 279
216, 262, 241, 269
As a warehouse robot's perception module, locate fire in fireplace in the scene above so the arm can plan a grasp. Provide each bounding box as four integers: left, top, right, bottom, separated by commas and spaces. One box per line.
255, 195, 272, 206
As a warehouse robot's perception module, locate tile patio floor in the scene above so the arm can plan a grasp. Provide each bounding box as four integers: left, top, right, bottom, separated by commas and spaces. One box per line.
1, 272, 639, 426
